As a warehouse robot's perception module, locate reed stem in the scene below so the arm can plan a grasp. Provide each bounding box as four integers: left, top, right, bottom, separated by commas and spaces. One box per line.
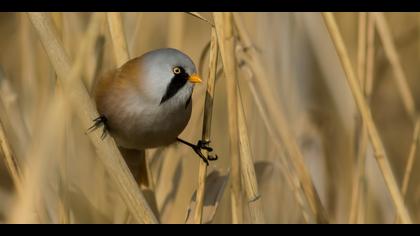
322, 12, 413, 224
193, 28, 219, 224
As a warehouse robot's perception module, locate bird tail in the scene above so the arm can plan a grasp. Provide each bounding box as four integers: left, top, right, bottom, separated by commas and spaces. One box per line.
119, 147, 160, 220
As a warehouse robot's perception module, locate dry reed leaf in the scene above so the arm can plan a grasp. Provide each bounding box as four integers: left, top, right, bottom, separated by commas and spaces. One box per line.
185, 170, 230, 224
254, 162, 274, 183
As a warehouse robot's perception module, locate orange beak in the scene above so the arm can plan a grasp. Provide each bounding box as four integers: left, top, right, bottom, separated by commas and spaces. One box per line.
188, 73, 202, 84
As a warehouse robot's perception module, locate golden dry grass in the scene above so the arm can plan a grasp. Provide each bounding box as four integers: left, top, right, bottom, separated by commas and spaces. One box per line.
0, 12, 420, 224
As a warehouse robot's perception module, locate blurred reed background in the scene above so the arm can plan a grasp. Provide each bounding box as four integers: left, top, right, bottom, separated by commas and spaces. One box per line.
0, 12, 419, 224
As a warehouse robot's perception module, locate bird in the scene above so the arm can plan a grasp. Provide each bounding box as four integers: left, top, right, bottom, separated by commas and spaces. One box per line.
89, 48, 217, 166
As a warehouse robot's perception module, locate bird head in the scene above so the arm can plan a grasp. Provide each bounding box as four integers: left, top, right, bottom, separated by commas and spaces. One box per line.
136, 48, 201, 106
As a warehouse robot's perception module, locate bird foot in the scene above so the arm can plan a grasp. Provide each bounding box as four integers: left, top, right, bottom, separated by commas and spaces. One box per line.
176, 138, 218, 166
87, 115, 109, 140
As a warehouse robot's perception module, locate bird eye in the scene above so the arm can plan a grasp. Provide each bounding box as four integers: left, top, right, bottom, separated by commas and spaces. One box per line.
173, 67, 182, 74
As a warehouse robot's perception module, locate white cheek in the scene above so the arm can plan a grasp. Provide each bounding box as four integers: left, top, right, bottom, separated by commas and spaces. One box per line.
141, 67, 173, 104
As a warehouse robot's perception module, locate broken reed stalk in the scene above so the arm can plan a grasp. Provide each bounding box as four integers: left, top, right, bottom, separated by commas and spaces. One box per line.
233, 12, 328, 224
193, 28, 219, 224
237, 60, 312, 223
349, 12, 367, 224
373, 13, 416, 121
394, 117, 420, 223
213, 12, 244, 224
236, 49, 318, 223
236, 85, 265, 223
322, 12, 413, 224
106, 12, 130, 67
27, 12, 158, 224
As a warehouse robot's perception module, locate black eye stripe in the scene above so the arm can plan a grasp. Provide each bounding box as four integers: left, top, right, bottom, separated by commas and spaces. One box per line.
160, 67, 189, 104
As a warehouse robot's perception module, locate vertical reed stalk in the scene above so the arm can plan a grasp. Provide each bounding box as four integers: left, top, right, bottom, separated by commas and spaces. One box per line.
356, 14, 376, 224
349, 12, 367, 224
213, 12, 243, 224
193, 28, 219, 224
322, 12, 413, 224
354, 13, 376, 224
236, 85, 265, 223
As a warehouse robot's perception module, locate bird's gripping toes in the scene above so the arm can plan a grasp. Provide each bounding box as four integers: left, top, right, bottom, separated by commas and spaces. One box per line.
87, 115, 109, 140
176, 138, 218, 166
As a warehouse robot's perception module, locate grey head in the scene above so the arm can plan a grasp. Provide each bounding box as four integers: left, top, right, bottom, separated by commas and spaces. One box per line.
136, 48, 199, 106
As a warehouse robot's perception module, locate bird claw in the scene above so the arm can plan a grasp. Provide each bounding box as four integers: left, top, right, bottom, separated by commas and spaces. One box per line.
197, 140, 213, 152
177, 137, 218, 165
87, 115, 109, 140
194, 140, 218, 165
